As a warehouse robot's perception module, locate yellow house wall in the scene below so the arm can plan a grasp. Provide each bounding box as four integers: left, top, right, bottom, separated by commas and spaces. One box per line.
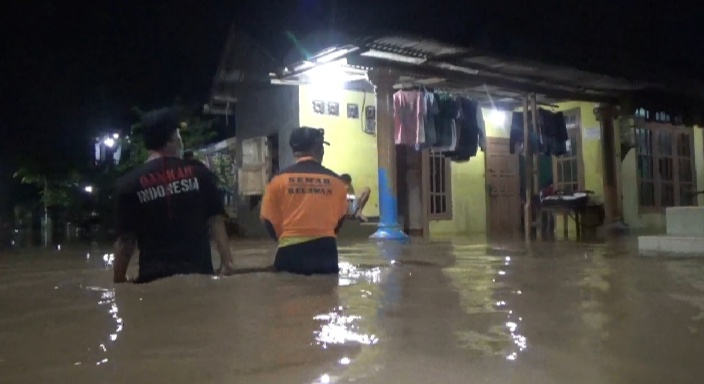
551, 101, 605, 235
429, 108, 509, 235
430, 101, 610, 237
298, 85, 380, 217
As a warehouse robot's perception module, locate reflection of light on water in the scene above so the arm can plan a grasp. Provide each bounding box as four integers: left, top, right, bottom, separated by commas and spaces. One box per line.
83, 287, 123, 366
337, 262, 382, 286
313, 309, 378, 347
103, 254, 115, 268
313, 373, 332, 384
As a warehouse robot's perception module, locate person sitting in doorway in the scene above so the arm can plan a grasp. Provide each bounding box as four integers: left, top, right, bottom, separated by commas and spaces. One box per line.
260, 127, 348, 275
340, 174, 371, 222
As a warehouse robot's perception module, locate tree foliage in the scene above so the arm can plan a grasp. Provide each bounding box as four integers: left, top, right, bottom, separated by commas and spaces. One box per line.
13, 160, 81, 209
117, 103, 217, 173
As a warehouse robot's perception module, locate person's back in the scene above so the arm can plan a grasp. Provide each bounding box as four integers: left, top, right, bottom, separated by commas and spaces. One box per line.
113, 107, 233, 284
116, 157, 222, 282
261, 127, 347, 275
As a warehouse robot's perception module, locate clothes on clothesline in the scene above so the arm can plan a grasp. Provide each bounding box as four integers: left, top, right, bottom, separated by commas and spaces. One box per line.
393, 89, 486, 163
509, 109, 569, 156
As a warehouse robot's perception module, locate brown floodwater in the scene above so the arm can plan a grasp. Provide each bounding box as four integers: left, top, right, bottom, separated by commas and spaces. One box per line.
1, 237, 703, 383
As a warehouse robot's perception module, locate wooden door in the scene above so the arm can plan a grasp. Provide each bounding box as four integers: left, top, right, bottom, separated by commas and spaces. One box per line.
486, 137, 521, 235
238, 136, 270, 196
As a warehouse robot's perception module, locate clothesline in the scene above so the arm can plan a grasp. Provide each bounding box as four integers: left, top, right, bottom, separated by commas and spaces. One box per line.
393, 83, 560, 110
393, 89, 486, 163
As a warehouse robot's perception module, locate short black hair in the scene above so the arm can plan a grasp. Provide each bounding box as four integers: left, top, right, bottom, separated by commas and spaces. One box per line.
141, 108, 180, 151
340, 174, 352, 183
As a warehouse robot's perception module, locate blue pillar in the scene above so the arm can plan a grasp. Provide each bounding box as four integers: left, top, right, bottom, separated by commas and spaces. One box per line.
367, 69, 408, 241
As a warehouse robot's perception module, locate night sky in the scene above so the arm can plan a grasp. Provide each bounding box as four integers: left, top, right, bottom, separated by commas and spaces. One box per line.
2, 0, 703, 167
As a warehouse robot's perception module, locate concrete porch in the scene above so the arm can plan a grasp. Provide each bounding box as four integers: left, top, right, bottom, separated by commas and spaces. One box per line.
638, 207, 704, 256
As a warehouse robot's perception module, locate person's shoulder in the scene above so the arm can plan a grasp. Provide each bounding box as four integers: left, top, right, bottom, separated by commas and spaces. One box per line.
278, 161, 342, 180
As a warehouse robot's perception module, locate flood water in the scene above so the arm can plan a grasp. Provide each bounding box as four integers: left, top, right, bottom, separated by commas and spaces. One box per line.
1, 238, 704, 383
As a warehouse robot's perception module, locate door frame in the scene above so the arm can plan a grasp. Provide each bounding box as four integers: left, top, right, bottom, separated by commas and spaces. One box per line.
485, 137, 521, 236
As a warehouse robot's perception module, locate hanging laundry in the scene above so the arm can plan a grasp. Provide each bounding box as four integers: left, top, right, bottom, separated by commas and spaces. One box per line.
423, 92, 439, 147
432, 94, 460, 151
393, 90, 425, 146
445, 97, 485, 162
510, 109, 570, 156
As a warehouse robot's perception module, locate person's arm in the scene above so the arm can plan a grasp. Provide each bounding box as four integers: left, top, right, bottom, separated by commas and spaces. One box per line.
113, 234, 136, 283
113, 190, 137, 283
260, 180, 281, 242
209, 215, 234, 275
201, 167, 234, 275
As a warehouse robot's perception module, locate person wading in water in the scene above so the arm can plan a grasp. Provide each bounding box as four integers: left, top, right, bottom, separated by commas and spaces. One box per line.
260, 127, 348, 275
113, 108, 234, 283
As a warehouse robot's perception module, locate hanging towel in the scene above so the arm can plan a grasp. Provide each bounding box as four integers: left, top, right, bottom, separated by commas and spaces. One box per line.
393, 90, 425, 146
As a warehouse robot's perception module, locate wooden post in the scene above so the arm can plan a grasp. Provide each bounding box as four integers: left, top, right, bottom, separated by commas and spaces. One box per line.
523, 96, 533, 241
531, 94, 542, 240
367, 68, 408, 241
595, 105, 621, 224
420, 148, 431, 238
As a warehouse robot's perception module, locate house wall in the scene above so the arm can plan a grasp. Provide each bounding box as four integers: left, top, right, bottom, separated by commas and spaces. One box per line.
429, 108, 508, 235
430, 101, 611, 236
298, 85, 380, 218
235, 85, 299, 236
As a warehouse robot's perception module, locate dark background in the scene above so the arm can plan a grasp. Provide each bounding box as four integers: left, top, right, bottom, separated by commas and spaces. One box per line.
1, 0, 703, 217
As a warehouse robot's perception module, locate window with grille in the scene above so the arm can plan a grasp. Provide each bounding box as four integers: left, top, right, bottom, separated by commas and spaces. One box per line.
428, 152, 452, 220
636, 124, 695, 209
553, 109, 584, 193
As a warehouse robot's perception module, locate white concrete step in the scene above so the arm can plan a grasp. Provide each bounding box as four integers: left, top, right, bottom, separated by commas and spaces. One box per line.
667, 207, 704, 236
639, 235, 704, 256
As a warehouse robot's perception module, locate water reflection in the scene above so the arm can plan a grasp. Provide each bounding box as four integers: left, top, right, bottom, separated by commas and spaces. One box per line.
83, 286, 123, 366
3, 239, 704, 383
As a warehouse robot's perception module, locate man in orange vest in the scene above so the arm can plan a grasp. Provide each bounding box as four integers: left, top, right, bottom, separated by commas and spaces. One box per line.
260, 127, 348, 275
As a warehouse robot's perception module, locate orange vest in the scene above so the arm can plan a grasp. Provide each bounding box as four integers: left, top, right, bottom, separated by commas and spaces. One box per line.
260, 157, 347, 239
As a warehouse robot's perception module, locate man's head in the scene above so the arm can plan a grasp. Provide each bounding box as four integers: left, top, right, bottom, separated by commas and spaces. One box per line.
340, 174, 352, 185
141, 108, 184, 157
289, 127, 329, 162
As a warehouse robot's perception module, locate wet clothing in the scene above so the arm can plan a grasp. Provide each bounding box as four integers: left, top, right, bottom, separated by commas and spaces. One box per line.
510, 109, 569, 156
115, 157, 224, 283
393, 90, 425, 146
274, 237, 339, 275
260, 157, 347, 274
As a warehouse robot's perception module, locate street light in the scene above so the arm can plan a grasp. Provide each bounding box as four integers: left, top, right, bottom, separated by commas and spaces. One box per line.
103, 137, 115, 148
84, 185, 94, 193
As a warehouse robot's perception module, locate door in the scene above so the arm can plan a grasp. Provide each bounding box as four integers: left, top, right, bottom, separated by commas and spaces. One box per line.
238, 136, 270, 196
486, 137, 521, 235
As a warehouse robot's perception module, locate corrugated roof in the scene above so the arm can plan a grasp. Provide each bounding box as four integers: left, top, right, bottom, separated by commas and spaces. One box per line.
212, 31, 704, 122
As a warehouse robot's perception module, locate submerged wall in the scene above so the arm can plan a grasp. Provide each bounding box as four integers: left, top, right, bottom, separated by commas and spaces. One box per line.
298, 85, 380, 218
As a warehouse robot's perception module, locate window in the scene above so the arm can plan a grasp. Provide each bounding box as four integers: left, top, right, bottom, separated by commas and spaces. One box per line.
428, 152, 452, 219
553, 109, 584, 193
636, 124, 695, 209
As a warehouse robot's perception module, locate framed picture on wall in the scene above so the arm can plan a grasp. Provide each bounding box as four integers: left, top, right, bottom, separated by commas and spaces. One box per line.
327, 102, 340, 116
364, 106, 376, 134
365, 105, 376, 120
313, 100, 325, 115
347, 103, 359, 119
